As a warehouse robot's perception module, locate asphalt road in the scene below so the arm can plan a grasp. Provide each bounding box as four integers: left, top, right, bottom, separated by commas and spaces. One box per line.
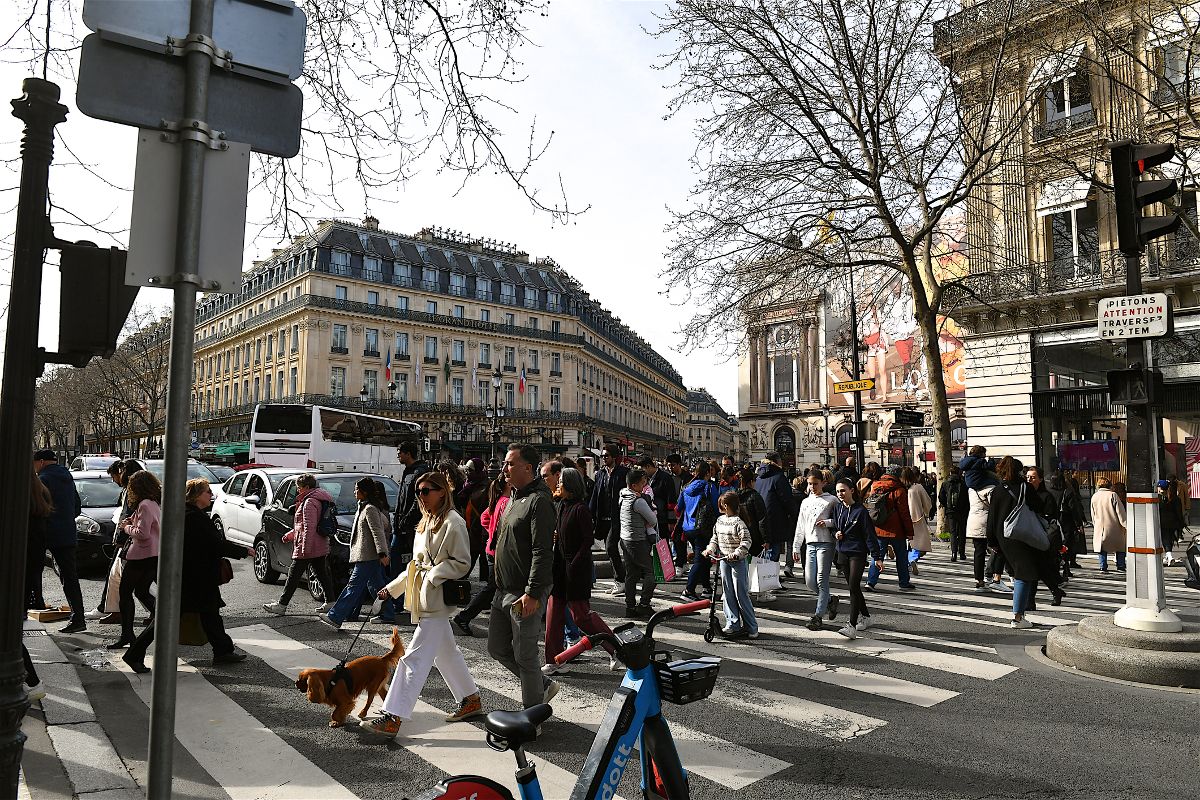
25, 546, 1200, 800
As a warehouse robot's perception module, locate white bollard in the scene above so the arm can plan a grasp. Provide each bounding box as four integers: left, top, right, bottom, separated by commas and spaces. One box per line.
1113, 493, 1182, 633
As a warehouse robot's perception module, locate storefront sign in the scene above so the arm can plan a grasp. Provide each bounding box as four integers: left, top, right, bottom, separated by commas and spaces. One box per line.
1097, 293, 1172, 339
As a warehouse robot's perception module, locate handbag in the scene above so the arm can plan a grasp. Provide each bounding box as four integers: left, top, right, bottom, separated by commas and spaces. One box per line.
179, 612, 209, 646
748, 556, 781, 593
654, 537, 676, 582
442, 580, 472, 606
102, 554, 124, 613
218, 558, 234, 585
1003, 484, 1051, 551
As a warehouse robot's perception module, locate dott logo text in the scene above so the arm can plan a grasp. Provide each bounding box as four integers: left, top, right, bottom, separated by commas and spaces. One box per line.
599, 741, 634, 800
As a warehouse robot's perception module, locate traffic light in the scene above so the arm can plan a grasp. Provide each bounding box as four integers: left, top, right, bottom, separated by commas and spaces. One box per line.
1110, 141, 1181, 256
1106, 367, 1164, 406
54, 241, 139, 367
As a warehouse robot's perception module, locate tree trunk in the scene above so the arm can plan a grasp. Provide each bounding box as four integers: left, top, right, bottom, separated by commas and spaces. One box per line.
911, 276, 953, 540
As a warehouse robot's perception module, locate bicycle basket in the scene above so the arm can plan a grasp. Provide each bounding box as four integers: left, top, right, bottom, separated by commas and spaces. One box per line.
653, 655, 721, 705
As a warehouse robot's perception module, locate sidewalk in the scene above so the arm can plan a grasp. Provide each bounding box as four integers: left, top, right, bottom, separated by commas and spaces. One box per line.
20, 619, 143, 800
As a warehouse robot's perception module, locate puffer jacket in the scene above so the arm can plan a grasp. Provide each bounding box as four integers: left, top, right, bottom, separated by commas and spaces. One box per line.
285, 487, 333, 559
677, 478, 719, 533
966, 485, 994, 539
349, 502, 391, 564
618, 487, 657, 542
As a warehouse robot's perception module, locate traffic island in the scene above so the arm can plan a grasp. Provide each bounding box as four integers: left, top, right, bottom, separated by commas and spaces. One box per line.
1045, 614, 1200, 688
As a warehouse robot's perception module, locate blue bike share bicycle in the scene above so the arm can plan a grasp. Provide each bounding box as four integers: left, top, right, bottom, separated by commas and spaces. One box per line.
408, 598, 718, 800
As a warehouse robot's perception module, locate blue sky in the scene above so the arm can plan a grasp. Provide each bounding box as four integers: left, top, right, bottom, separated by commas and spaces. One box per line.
0, 0, 740, 416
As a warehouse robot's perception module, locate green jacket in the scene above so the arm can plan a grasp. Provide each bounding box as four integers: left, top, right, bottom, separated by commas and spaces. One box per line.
494, 477, 556, 598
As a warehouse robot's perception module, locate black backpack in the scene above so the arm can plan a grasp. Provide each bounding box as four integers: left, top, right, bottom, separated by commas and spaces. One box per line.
315, 498, 338, 537
693, 492, 717, 534
946, 479, 964, 513
864, 487, 893, 526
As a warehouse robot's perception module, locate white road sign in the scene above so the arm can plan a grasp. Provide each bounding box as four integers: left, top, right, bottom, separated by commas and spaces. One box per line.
1097, 293, 1172, 340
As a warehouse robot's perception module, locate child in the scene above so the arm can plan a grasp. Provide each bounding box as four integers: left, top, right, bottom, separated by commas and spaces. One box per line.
959, 445, 999, 490
704, 492, 758, 640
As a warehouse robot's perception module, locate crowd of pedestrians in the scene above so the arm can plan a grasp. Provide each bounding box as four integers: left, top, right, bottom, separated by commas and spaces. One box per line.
25, 439, 1192, 742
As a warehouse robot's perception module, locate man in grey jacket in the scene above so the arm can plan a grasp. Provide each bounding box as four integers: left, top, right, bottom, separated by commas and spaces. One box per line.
488, 443, 559, 709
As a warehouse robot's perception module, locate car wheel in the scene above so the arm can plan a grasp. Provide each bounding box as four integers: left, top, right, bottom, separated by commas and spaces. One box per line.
305, 566, 325, 602
253, 539, 280, 584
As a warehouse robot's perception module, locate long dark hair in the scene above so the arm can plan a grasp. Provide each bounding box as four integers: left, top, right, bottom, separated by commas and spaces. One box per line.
487, 474, 508, 513
356, 477, 390, 513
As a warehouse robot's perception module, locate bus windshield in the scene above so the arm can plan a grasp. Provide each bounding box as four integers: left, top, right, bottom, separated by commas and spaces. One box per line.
254, 405, 313, 435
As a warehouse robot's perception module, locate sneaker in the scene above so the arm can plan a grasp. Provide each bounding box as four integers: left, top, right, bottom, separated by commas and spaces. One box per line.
722, 628, 749, 640
451, 617, 473, 637
541, 662, 567, 676
1010, 618, 1033, 629
898, 584, 917, 592
806, 615, 823, 631
212, 651, 248, 664
361, 712, 402, 740
974, 583, 988, 593
748, 630, 760, 639
542, 679, 560, 705
756, 591, 777, 603
263, 602, 287, 616
610, 582, 626, 596
1116, 566, 1126, 573
782, 569, 794, 579
369, 615, 394, 624
444, 693, 483, 722
864, 583, 876, 592
855, 617, 870, 632
680, 590, 700, 602
609, 656, 622, 672
26, 688, 46, 702
993, 579, 1013, 592
314, 602, 333, 614
826, 596, 840, 620
318, 613, 342, 631
910, 563, 919, 576
623, 607, 640, 619
84, 609, 107, 621
836, 625, 858, 639
59, 620, 85, 634
635, 604, 653, 618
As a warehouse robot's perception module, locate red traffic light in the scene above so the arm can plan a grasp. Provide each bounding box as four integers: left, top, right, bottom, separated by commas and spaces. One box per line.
1133, 143, 1175, 175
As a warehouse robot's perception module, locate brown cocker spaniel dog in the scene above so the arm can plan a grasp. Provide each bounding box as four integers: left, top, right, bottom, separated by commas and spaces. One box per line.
296, 627, 405, 727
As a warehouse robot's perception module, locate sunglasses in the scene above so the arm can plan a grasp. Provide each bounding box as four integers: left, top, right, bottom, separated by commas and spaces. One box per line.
418, 487, 443, 496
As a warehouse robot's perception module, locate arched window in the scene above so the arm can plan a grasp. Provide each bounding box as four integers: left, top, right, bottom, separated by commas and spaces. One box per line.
951, 419, 968, 452
773, 426, 796, 470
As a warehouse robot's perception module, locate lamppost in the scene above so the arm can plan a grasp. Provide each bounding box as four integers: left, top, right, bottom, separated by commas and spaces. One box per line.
821, 403, 832, 466
485, 365, 504, 462
387, 381, 397, 404
359, 384, 368, 411
669, 412, 678, 453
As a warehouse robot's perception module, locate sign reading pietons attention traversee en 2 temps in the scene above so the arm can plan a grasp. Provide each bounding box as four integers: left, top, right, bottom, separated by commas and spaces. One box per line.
1097, 293, 1172, 340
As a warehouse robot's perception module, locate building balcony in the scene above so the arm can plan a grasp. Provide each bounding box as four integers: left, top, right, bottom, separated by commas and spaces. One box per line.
330, 346, 349, 355
424, 356, 439, 364
449, 285, 469, 297
500, 295, 517, 306
477, 362, 491, 369
527, 367, 540, 375
397, 352, 410, 361
392, 273, 413, 287
1032, 107, 1096, 142
421, 280, 440, 291
452, 359, 466, 367
550, 370, 562, 377
523, 298, 539, 309
503, 365, 516, 373
364, 349, 380, 358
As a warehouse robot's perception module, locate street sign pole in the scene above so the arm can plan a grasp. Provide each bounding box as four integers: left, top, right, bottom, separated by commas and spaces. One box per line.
146, 1, 214, 796
847, 263, 865, 468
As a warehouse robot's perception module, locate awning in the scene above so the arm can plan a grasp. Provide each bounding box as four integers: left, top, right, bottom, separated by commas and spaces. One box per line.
215, 441, 250, 457
1036, 176, 1093, 217
1029, 41, 1086, 88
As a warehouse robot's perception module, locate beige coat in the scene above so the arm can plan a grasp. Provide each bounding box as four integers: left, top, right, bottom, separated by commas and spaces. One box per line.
383, 510, 471, 621
1090, 488, 1127, 553
908, 484, 932, 552
349, 503, 391, 564
966, 485, 994, 539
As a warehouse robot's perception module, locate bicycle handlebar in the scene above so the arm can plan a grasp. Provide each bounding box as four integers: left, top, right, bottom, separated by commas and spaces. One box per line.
554, 600, 712, 665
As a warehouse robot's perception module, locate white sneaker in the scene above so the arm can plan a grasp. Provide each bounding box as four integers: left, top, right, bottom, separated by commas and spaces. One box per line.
262, 602, 286, 616
609, 656, 622, 672
26, 688, 46, 702
1010, 618, 1033, 629
84, 609, 107, 621
989, 580, 1013, 594
836, 625, 858, 639
541, 662, 566, 676
756, 592, 777, 603
610, 582, 626, 596
855, 618, 870, 632
315, 602, 333, 614
542, 679, 560, 704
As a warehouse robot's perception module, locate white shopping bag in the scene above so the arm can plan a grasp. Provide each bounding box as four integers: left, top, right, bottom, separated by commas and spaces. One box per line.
103, 555, 123, 613
748, 556, 781, 594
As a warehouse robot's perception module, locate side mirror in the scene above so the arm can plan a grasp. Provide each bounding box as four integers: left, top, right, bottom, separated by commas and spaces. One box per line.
245, 494, 261, 507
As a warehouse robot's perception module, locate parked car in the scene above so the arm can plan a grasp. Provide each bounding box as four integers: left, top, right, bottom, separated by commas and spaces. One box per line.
140, 459, 226, 506
70, 454, 120, 472
253, 472, 400, 601
211, 467, 302, 546
208, 464, 236, 482
72, 470, 123, 573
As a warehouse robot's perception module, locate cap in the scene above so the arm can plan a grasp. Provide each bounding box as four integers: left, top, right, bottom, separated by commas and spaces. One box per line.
33, 449, 56, 461
1157, 479, 1170, 489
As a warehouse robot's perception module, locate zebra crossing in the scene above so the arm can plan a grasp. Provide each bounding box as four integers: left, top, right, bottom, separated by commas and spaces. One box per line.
23, 549, 1199, 799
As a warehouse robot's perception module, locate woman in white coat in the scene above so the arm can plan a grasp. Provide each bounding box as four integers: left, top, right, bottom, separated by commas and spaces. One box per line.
905, 467, 933, 575
361, 471, 482, 740
1090, 477, 1127, 573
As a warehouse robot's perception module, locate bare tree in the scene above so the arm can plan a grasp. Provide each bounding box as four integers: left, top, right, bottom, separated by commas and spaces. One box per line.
654, 0, 1035, 476
0, 0, 581, 250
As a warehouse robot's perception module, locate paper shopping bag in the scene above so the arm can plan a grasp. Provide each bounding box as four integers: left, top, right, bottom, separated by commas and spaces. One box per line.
103, 556, 123, 614
748, 556, 781, 593
654, 538, 676, 582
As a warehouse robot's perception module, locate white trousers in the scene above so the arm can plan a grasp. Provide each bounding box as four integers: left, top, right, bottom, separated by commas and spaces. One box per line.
382, 616, 478, 720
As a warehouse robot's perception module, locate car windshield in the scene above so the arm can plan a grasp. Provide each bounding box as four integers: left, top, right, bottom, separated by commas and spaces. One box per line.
144, 461, 220, 484
209, 466, 235, 481
316, 475, 400, 514
74, 477, 122, 508
267, 472, 297, 492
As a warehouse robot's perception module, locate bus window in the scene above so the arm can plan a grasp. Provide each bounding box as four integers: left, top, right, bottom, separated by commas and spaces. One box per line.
255, 404, 313, 434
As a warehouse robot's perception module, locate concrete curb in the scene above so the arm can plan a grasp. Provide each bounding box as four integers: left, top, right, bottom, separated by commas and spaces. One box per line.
1045, 614, 1200, 689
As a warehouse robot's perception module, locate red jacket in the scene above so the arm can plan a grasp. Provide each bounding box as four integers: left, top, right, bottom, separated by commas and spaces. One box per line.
868, 475, 914, 540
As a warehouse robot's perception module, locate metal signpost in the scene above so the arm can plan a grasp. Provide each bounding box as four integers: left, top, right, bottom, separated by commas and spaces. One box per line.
75, 1, 306, 795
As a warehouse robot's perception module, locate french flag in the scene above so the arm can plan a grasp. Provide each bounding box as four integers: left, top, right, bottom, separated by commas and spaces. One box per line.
385, 348, 392, 381
518, 365, 526, 394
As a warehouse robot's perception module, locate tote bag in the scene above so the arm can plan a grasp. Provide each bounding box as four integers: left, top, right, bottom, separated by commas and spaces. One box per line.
1003, 484, 1051, 551
654, 538, 676, 582
748, 556, 781, 593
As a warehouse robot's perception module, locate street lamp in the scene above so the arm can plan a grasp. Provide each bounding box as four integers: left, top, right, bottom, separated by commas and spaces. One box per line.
359, 384, 368, 410
387, 381, 397, 403
487, 365, 505, 461
821, 403, 832, 466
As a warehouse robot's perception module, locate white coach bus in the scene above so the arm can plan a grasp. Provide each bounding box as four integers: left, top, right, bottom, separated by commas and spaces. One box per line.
249, 404, 422, 481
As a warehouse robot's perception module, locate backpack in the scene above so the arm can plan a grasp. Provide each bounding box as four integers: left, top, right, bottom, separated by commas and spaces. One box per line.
315, 498, 338, 538
864, 486, 893, 525
693, 491, 718, 534
946, 479, 964, 513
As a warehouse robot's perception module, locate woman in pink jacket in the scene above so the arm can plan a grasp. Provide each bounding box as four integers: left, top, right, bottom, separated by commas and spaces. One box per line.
109, 470, 161, 650
451, 474, 509, 636
270, 474, 337, 614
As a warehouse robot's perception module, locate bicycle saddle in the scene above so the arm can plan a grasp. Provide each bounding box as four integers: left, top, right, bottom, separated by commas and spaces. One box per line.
483, 703, 553, 746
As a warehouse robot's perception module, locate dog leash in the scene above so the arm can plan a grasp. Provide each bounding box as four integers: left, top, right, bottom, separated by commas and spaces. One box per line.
327, 599, 383, 696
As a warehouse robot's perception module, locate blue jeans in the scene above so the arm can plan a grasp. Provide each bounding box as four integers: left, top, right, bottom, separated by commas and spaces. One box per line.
868, 539, 911, 587
1098, 551, 1126, 571
563, 607, 582, 644
684, 530, 711, 593
1012, 578, 1034, 616
720, 558, 758, 634
805, 542, 834, 616
329, 560, 394, 625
